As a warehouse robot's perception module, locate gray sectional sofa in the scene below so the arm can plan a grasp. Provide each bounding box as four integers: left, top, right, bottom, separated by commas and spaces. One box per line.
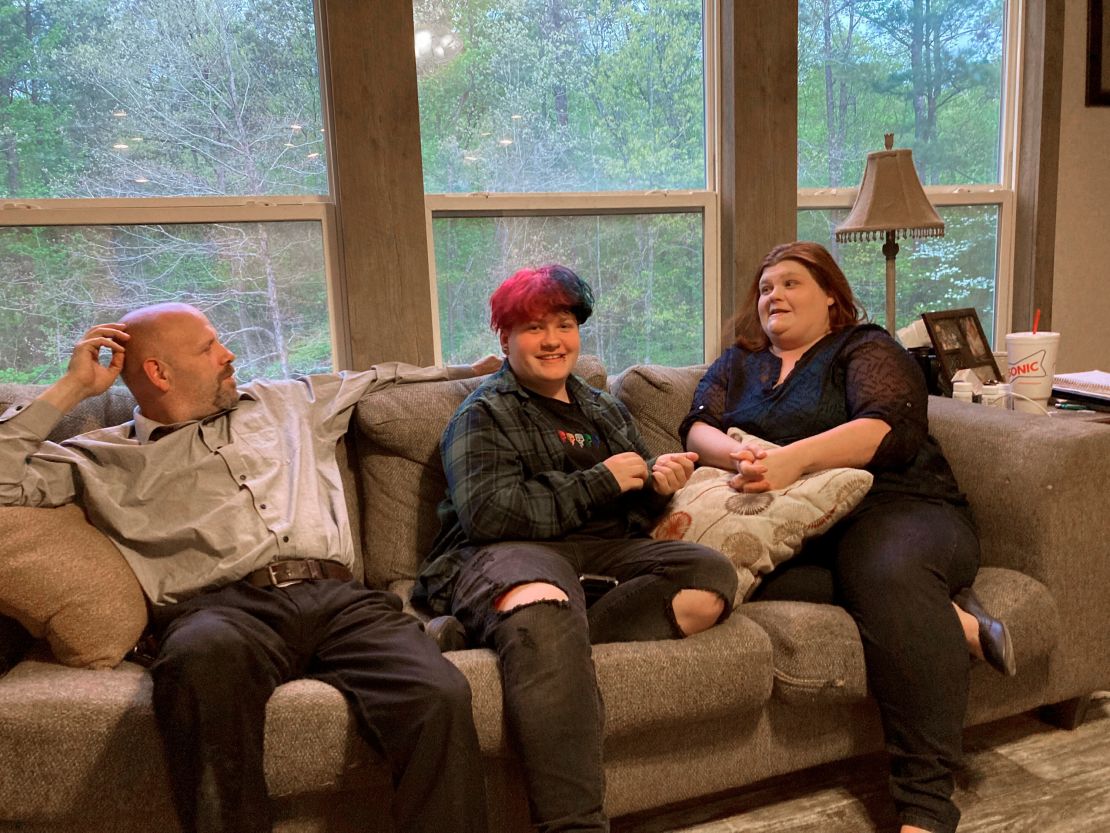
2, 359, 1109, 833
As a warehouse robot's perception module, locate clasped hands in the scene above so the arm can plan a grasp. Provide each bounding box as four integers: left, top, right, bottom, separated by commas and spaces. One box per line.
603, 451, 698, 496
727, 443, 804, 493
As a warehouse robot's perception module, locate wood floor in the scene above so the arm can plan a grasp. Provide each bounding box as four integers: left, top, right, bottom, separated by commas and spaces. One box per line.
612, 691, 1110, 833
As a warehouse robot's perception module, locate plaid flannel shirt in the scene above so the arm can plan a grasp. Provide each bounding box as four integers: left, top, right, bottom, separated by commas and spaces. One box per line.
416, 366, 669, 614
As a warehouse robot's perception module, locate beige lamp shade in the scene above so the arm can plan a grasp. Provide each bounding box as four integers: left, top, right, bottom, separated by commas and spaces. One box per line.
834, 147, 944, 242
835, 135, 944, 333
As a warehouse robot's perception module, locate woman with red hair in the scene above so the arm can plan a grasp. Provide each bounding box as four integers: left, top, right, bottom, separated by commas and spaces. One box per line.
682, 241, 1012, 833
417, 263, 738, 832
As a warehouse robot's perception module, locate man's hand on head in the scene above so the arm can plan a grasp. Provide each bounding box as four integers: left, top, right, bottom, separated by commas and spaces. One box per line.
41, 323, 130, 413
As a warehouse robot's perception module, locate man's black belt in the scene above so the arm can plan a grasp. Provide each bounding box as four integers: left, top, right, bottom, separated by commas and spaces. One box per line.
246, 559, 353, 588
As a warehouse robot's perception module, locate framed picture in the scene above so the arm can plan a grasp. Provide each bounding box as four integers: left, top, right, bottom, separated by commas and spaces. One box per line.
1090, 0, 1110, 106
920, 308, 1003, 395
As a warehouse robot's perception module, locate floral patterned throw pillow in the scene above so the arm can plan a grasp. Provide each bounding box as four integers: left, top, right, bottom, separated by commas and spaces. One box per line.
651, 429, 873, 602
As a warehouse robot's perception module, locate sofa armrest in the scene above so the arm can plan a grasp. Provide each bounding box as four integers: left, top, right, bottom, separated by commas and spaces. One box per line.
928, 396, 1110, 697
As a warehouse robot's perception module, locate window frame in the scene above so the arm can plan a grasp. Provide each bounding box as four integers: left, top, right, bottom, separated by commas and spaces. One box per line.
0, 0, 348, 374
0, 0, 1059, 374
796, 0, 1024, 351
419, 0, 723, 367
0, 199, 347, 374
423, 191, 721, 366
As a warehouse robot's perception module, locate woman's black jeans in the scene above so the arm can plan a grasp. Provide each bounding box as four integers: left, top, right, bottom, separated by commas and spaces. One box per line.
751, 496, 980, 833
450, 537, 737, 833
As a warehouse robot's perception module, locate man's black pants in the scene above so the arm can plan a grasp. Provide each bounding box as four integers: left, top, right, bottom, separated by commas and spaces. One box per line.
149, 578, 487, 833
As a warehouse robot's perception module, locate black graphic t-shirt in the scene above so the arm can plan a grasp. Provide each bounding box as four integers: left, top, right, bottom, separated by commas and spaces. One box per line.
527, 389, 632, 538
679, 324, 967, 507
529, 392, 610, 469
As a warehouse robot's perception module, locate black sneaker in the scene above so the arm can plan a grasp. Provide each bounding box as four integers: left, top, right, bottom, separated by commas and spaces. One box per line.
424, 615, 468, 652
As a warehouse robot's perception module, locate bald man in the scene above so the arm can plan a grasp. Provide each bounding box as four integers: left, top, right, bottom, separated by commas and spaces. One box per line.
0, 305, 491, 833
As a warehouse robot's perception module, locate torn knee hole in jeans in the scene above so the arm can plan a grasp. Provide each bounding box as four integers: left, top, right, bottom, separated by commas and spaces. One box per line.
494, 597, 570, 619
491, 578, 570, 610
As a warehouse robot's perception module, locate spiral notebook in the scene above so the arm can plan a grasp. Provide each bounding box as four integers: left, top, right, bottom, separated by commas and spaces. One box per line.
1052, 370, 1110, 403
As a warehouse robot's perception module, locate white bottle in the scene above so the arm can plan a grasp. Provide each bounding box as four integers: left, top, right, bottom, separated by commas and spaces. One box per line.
981, 382, 1013, 409
952, 381, 974, 403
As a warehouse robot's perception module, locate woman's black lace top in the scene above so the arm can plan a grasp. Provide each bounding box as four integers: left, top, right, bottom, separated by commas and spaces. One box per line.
680, 324, 966, 506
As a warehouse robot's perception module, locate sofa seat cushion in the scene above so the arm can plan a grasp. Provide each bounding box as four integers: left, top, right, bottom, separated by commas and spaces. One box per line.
741, 601, 870, 704
447, 611, 774, 753
739, 566, 1060, 708
0, 658, 378, 820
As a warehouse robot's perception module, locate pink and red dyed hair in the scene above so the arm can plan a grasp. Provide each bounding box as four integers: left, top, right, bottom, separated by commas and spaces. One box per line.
489, 264, 595, 337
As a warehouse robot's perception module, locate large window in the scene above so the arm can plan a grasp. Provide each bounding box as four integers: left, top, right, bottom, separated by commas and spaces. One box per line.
0, 0, 334, 383
415, 0, 1019, 369
796, 0, 1015, 342
414, 0, 716, 370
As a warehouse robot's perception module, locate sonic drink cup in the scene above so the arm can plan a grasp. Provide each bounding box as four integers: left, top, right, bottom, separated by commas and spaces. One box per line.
1006, 331, 1060, 408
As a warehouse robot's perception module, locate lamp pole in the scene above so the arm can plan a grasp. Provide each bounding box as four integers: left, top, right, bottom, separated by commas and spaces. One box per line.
882, 231, 899, 333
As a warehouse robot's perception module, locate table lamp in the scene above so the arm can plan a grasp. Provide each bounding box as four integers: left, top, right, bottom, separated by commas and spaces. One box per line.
834, 134, 945, 332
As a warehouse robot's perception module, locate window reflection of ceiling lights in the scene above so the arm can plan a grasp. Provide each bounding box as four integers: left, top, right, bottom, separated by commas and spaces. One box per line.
498, 138, 513, 146
112, 109, 127, 118
113, 143, 129, 149
414, 24, 463, 75
306, 152, 320, 159
133, 177, 149, 183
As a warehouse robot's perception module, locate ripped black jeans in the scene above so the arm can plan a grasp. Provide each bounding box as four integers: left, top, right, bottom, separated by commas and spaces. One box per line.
450, 538, 737, 832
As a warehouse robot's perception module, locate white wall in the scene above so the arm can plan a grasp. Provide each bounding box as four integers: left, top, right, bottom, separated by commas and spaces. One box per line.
1052, 0, 1110, 372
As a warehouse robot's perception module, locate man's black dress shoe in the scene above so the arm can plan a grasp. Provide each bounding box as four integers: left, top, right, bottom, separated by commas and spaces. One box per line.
424, 615, 468, 653
954, 587, 1016, 676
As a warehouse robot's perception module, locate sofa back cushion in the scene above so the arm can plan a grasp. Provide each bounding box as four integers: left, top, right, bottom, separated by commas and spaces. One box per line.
352, 357, 608, 589
0, 504, 148, 668
609, 364, 707, 457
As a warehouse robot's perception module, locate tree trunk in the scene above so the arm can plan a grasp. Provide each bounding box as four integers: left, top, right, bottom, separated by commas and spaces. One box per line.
822, 0, 840, 187
911, 0, 928, 148
256, 224, 290, 377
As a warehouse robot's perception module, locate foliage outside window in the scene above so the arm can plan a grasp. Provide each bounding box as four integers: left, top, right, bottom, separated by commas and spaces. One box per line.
415, 0, 710, 371
0, 0, 330, 383
798, 206, 1000, 337
797, 0, 1009, 336
0, 223, 330, 384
